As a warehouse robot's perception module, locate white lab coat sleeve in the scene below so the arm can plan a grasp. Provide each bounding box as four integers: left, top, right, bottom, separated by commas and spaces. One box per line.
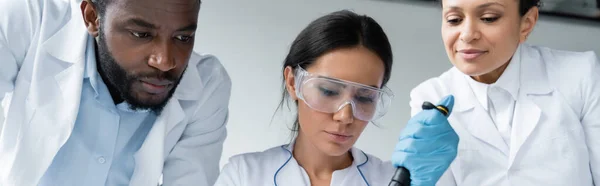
408, 77, 449, 117
409, 79, 457, 186
161, 61, 232, 186
0, 0, 40, 128
582, 52, 600, 185
0, 0, 39, 99
0, 30, 13, 125
213, 157, 243, 186
0, 21, 15, 127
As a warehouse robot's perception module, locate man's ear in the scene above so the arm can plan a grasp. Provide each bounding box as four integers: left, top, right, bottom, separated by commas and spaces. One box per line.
81, 0, 101, 37
284, 66, 298, 101
519, 6, 539, 43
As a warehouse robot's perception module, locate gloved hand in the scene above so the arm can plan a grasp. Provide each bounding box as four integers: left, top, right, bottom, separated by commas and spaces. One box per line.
391, 95, 459, 186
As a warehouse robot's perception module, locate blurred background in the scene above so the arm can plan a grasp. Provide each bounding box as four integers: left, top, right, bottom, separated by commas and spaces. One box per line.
191, 0, 600, 168
379, 0, 600, 21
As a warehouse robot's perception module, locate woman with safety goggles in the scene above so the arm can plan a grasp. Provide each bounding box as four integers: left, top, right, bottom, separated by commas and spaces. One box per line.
214, 10, 458, 186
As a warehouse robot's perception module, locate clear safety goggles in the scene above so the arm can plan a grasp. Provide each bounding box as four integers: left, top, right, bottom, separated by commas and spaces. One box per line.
294, 66, 394, 121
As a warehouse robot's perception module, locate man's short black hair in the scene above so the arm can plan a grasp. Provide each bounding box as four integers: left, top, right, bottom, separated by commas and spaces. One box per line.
91, 0, 201, 17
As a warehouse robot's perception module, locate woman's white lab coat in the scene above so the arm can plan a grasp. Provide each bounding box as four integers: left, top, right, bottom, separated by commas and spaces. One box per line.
214, 142, 396, 186
410, 44, 600, 186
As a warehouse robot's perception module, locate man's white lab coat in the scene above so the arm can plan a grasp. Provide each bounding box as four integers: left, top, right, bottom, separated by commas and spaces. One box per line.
0, 0, 232, 185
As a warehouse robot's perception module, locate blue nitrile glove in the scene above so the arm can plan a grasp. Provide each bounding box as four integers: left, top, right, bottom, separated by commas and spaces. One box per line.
391, 95, 458, 186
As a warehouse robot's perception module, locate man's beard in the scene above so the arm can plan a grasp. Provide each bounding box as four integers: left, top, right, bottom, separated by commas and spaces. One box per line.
95, 28, 184, 115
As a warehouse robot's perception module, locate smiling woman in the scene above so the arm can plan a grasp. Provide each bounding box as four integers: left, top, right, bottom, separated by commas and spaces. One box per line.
406, 0, 600, 185
392, 0, 600, 21
440, 0, 539, 83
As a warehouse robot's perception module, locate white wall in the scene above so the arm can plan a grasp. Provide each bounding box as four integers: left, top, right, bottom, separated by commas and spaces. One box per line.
193, 0, 600, 168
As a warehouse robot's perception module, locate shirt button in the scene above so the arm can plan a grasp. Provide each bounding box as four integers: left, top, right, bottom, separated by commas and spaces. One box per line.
98, 157, 106, 164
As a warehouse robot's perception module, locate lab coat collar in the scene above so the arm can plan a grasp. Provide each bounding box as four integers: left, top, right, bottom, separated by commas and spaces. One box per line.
507, 43, 553, 167
449, 43, 553, 159
282, 140, 369, 167
518, 43, 553, 95
173, 53, 205, 101
278, 141, 371, 185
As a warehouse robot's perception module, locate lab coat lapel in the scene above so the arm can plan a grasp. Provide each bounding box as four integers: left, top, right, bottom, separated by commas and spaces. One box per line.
127, 58, 203, 185
130, 98, 184, 186
173, 56, 204, 101
273, 143, 311, 186
508, 44, 553, 166
451, 69, 509, 155
126, 45, 204, 186
340, 147, 369, 185
5, 5, 88, 185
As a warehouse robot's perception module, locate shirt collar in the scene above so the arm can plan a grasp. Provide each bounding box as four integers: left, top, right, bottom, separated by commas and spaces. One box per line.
84, 36, 102, 98
464, 44, 522, 110
491, 44, 521, 101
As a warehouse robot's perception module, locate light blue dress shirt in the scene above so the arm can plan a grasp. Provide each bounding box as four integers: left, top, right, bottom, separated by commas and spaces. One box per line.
39, 37, 157, 186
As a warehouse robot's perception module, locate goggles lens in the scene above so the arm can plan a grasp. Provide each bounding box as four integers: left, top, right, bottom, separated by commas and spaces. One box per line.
294, 67, 394, 121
